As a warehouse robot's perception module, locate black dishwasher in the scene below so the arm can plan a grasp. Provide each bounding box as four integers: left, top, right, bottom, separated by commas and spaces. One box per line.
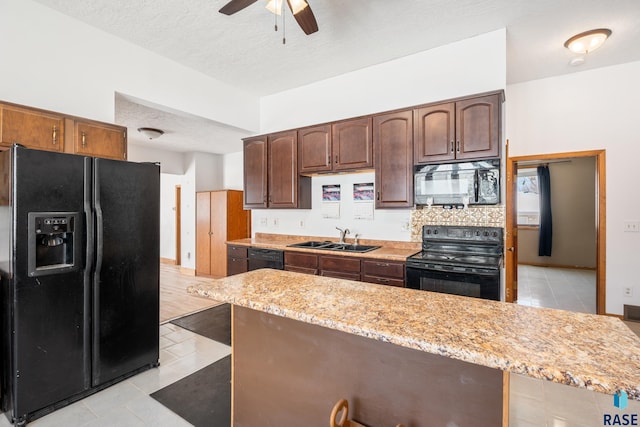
247, 248, 284, 271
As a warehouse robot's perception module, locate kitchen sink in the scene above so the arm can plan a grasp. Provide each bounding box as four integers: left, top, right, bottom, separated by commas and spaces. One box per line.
287, 241, 380, 253
287, 240, 333, 248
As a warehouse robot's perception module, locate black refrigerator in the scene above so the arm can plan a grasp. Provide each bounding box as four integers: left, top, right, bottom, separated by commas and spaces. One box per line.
0, 146, 160, 425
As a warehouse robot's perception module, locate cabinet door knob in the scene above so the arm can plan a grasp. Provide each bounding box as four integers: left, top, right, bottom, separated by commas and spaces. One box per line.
450, 140, 454, 153
456, 140, 460, 153
376, 191, 380, 200
52, 126, 57, 145
82, 131, 87, 147
335, 154, 338, 164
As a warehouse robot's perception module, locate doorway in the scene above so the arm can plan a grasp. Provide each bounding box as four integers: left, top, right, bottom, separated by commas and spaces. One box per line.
175, 185, 181, 266
505, 150, 606, 314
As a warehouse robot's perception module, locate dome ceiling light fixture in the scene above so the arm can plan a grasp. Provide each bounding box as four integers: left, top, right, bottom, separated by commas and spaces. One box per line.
137, 127, 164, 140
564, 28, 612, 54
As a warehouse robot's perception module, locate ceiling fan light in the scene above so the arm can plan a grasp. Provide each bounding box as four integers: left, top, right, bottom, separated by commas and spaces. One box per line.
137, 127, 164, 140
266, 0, 307, 15
265, 0, 283, 15
564, 28, 611, 54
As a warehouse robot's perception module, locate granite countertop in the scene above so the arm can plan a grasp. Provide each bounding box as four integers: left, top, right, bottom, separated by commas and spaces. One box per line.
188, 269, 640, 400
227, 233, 420, 261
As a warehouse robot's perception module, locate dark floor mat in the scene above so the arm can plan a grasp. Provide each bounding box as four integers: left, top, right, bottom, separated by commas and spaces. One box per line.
151, 355, 231, 427
171, 303, 231, 345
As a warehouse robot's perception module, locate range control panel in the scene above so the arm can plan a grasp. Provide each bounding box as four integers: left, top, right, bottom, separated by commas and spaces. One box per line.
422, 225, 504, 244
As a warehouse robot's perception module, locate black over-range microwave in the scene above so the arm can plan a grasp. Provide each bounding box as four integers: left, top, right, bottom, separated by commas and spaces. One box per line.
414, 159, 500, 207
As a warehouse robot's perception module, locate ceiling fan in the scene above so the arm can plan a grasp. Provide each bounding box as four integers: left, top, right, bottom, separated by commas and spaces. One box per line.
219, 0, 319, 35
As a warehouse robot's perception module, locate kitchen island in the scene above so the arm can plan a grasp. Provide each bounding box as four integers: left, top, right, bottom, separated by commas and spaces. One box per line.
188, 269, 640, 426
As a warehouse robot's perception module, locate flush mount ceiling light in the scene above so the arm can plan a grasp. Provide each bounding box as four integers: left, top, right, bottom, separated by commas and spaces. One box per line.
137, 127, 164, 140
564, 28, 612, 54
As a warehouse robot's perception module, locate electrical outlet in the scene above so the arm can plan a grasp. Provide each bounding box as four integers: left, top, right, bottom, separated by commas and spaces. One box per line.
260, 217, 268, 226
624, 287, 633, 297
273, 218, 279, 227
298, 220, 305, 228
624, 222, 640, 232
400, 221, 410, 231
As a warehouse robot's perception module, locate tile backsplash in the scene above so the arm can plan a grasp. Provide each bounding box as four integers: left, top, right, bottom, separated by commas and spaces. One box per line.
410, 205, 506, 241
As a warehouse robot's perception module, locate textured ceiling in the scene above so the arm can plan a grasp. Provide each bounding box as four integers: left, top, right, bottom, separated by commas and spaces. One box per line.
32, 0, 640, 154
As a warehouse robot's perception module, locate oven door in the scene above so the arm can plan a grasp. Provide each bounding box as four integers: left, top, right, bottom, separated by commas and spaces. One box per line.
405, 265, 500, 301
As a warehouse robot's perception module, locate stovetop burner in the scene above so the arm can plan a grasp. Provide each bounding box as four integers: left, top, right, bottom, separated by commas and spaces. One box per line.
407, 225, 504, 270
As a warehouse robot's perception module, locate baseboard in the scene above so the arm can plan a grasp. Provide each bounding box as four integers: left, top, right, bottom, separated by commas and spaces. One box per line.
517, 262, 596, 270
179, 267, 196, 276
160, 257, 177, 265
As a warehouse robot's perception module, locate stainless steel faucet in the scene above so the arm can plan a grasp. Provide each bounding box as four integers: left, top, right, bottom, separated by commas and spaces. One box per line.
336, 227, 350, 244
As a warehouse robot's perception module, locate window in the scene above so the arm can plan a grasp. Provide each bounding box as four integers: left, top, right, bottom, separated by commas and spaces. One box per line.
517, 168, 540, 226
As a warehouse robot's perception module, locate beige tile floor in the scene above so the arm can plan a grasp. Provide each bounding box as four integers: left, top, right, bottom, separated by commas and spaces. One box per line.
510, 373, 640, 427
517, 265, 596, 314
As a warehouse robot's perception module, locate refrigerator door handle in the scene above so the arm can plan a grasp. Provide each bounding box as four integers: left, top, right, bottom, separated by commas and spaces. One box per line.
94, 162, 103, 284
84, 158, 94, 275
83, 157, 93, 389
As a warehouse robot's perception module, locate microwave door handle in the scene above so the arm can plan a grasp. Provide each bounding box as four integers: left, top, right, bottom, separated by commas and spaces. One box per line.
474, 170, 479, 202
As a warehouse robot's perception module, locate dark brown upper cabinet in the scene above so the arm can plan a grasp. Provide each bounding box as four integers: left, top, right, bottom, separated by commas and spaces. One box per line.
243, 136, 268, 209
373, 110, 414, 208
244, 132, 311, 209
298, 118, 372, 174
268, 131, 299, 208
414, 93, 500, 164
332, 117, 372, 171
298, 124, 331, 173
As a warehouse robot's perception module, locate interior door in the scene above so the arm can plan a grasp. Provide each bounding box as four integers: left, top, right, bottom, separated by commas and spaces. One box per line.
196, 192, 212, 276
209, 191, 227, 277
92, 158, 160, 387
504, 141, 518, 302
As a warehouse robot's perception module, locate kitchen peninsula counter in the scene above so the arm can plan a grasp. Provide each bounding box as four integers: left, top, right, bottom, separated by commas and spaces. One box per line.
188, 269, 640, 426
227, 232, 420, 261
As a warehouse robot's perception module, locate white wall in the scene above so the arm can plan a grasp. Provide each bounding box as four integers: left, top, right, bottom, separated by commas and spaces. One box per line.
128, 145, 185, 175
159, 174, 183, 261
506, 60, 640, 315
0, 0, 259, 130
260, 30, 507, 132
223, 152, 244, 190
249, 29, 507, 241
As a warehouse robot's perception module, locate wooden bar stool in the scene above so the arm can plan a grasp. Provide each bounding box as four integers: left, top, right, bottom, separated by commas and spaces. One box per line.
330, 399, 405, 427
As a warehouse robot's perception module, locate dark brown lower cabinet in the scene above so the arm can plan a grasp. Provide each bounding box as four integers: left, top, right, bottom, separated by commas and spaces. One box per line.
284, 252, 319, 275
361, 259, 405, 287
227, 245, 248, 276
319, 255, 361, 281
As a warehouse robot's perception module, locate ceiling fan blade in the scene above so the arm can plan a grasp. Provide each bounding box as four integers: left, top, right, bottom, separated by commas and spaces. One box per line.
287, 0, 318, 35
219, 0, 258, 15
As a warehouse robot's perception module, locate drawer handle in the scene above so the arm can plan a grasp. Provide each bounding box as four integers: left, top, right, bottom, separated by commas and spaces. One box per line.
378, 278, 390, 283
376, 262, 390, 267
